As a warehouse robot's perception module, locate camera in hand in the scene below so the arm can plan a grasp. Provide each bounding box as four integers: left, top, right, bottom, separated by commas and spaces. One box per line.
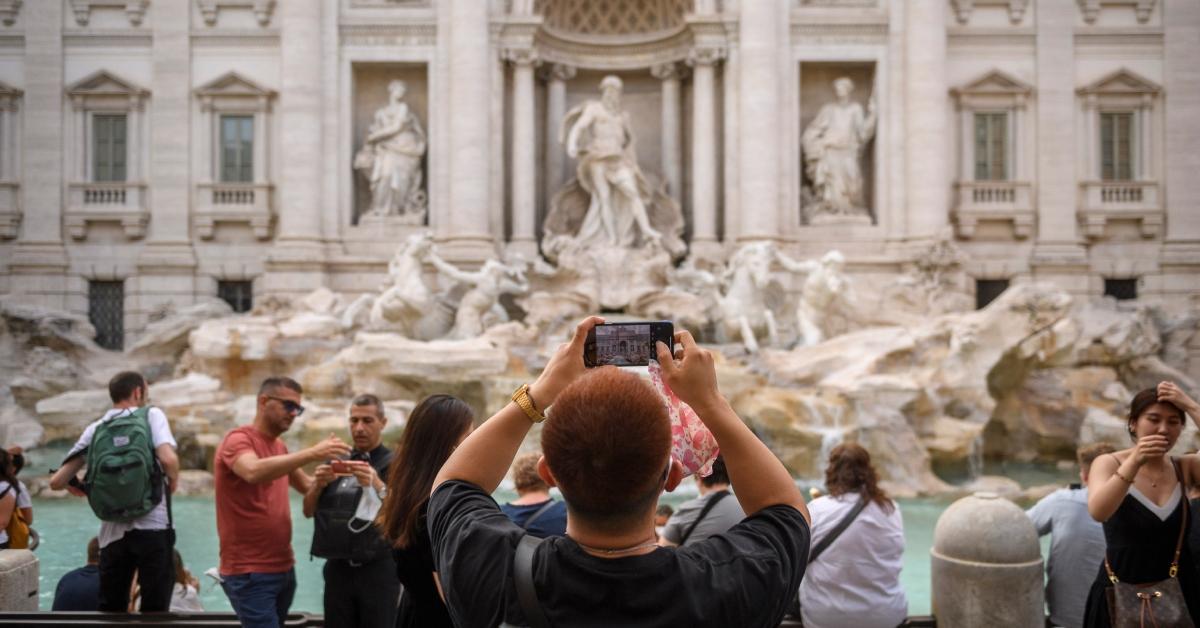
584, 321, 674, 368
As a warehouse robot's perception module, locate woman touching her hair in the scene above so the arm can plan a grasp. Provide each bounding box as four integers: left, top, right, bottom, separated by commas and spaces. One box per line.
1081, 381, 1200, 627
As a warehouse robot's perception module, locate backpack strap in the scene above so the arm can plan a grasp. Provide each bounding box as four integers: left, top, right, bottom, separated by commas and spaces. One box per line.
678, 490, 731, 546
138, 406, 174, 529
520, 501, 557, 532
808, 494, 869, 564
514, 534, 551, 628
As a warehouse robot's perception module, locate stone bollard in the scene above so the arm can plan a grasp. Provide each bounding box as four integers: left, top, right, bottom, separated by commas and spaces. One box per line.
0, 549, 38, 611
931, 492, 1044, 627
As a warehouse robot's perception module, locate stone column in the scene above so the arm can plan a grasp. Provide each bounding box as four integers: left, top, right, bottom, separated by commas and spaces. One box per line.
266, 0, 327, 295
507, 48, 539, 257
652, 62, 683, 203
1031, 0, 1087, 277
11, 0, 68, 308
1162, 0, 1200, 303
737, 0, 785, 241
904, 0, 948, 240
689, 48, 723, 258
544, 64, 575, 209
440, 0, 495, 261
136, 0, 197, 335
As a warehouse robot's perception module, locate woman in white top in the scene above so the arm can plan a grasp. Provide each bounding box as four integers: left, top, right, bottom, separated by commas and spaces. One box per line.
799, 443, 907, 628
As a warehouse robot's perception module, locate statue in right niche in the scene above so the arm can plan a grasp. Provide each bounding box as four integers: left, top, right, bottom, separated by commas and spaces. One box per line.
802, 77, 877, 222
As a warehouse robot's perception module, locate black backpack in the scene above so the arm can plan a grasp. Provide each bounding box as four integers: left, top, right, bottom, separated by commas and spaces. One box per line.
311, 475, 390, 564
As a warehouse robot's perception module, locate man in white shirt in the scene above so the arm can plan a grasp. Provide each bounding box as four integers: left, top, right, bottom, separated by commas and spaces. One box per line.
1027, 442, 1115, 628
50, 371, 179, 612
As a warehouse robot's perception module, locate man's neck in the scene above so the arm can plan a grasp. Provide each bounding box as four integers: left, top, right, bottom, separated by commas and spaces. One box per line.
112, 400, 139, 411
698, 483, 729, 496
513, 490, 551, 506
566, 513, 658, 559
252, 416, 280, 439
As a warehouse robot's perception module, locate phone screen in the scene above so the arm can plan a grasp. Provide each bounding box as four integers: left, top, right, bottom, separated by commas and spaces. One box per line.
584, 321, 674, 368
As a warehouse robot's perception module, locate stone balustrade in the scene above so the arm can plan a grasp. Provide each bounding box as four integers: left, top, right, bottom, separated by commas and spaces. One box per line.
1078, 180, 1162, 240
952, 180, 1035, 239
193, 182, 275, 240
64, 181, 149, 240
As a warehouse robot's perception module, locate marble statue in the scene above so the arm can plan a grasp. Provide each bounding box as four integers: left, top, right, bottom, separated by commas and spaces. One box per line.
542, 75, 686, 261
368, 232, 442, 335
802, 77, 877, 222
718, 242, 783, 353
427, 248, 530, 340
777, 249, 852, 347
355, 80, 427, 222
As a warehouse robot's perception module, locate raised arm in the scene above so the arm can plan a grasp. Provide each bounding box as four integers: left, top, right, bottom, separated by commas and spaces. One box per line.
775, 250, 817, 275
433, 317, 604, 495
1088, 445, 1164, 522
656, 332, 809, 523
428, 251, 480, 285
232, 434, 348, 486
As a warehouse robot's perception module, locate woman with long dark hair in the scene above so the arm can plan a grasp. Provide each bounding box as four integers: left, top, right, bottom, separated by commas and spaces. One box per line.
798, 442, 906, 628
1082, 381, 1200, 627
0, 449, 19, 549
377, 394, 474, 628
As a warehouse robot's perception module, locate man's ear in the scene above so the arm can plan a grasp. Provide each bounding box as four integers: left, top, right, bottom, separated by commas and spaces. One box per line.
664, 458, 685, 492
537, 455, 558, 488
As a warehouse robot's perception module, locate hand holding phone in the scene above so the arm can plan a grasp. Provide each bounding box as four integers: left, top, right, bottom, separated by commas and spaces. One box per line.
330, 460, 359, 475
584, 321, 674, 368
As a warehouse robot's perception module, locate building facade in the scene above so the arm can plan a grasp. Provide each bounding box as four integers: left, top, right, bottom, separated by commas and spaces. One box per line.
0, 0, 1197, 350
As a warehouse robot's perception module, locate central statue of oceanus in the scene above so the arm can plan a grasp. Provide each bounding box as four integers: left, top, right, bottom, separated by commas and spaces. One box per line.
541, 75, 686, 261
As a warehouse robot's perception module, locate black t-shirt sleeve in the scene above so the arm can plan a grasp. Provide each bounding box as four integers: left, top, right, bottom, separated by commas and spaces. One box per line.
428, 480, 525, 628
676, 504, 810, 627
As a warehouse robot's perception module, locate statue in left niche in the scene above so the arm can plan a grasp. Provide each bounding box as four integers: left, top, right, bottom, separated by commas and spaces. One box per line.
355, 79, 428, 223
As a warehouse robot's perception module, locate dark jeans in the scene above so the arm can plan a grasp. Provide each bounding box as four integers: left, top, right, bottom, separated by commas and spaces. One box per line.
221, 568, 297, 628
324, 554, 400, 628
98, 528, 175, 612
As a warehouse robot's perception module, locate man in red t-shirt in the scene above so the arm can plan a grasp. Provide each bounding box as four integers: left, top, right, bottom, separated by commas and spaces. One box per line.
214, 377, 350, 628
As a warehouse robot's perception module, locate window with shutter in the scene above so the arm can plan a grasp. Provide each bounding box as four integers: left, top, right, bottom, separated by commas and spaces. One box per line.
220, 115, 254, 183
93, 114, 127, 182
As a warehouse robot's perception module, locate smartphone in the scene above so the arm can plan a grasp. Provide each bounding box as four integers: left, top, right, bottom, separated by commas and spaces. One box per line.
330, 460, 353, 475
584, 321, 674, 368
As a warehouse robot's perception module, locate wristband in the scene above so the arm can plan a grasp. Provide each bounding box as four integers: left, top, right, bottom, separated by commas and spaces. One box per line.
512, 383, 546, 424
1114, 469, 1135, 484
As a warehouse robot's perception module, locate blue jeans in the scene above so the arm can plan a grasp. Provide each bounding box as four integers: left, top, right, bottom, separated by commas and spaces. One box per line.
221, 569, 296, 628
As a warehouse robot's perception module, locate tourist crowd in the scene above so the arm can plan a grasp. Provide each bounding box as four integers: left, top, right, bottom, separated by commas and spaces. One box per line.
6, 316, 1200, 628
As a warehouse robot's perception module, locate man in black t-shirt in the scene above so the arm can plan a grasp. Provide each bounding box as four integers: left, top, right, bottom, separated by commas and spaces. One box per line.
429, 317, 811, 627
303, 394, 398, 628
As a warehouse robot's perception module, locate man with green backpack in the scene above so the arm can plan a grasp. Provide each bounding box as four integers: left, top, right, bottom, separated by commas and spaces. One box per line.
50, 371, 180, 613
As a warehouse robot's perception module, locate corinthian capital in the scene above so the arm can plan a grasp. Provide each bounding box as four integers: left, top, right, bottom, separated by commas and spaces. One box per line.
651, 62, 684, 81
502, 48, 540, 67
687, 47, 726, 67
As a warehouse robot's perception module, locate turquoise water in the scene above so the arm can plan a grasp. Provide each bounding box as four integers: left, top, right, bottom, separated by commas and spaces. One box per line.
31, 491, 962, 615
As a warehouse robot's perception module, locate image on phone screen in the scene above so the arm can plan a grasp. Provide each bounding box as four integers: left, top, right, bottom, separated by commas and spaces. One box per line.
584, 322, 673, 368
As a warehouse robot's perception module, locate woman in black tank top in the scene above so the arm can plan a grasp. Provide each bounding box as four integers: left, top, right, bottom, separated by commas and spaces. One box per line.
1082, 382, 1200, 627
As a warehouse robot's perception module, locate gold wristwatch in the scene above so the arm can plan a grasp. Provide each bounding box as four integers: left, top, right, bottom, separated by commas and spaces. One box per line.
512, 383, 546, 423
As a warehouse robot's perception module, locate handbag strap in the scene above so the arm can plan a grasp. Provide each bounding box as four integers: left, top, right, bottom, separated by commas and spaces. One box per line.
520, 500, 557, 532
809, 494, 870, 564
678, 490, 731, 546
1105, 457, 1189, 583
514, 534, 551, 628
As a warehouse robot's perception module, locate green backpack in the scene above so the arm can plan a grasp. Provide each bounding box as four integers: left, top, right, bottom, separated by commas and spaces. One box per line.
84, 407, 164, 523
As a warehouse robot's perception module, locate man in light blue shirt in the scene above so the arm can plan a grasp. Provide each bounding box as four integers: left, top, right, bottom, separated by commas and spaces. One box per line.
1027, 443, 1115, 628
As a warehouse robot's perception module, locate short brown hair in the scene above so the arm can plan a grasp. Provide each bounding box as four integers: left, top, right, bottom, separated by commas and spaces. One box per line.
512, 452, 548, 493
542, 368, 671, 530
1077, 443, 1117, 472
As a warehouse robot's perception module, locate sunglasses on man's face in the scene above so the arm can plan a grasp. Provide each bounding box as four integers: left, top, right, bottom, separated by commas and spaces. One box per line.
266, 396, 305, 416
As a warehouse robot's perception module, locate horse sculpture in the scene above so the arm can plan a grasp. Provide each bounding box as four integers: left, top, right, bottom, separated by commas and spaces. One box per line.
367, 232, 454, 339
717, 242, 782, 353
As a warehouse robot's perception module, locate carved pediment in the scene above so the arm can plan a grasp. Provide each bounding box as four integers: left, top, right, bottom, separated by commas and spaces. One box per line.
953, 70, 1033, 97
1078, 68, 1161, 96
67, 70, 149, 99
195, 72, 275, 112
196, 72, 275, 98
